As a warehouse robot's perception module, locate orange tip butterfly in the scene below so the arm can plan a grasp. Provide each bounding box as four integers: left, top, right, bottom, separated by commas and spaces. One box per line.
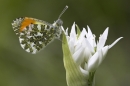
12, 6, 68, 54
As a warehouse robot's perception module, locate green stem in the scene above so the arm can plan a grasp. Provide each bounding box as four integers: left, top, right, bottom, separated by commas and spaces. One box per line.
88, 72, 95, 86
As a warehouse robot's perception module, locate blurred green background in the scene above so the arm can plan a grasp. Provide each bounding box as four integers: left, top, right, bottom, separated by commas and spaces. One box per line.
0, 0, 129, 86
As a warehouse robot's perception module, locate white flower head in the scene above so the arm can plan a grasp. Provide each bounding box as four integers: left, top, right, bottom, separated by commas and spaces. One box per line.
62, 23, 123, 86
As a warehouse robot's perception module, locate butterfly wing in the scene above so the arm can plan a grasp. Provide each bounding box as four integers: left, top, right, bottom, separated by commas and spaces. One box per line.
12, 17, 56, 54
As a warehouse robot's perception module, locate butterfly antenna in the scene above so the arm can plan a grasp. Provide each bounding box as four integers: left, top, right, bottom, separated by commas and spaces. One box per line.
58, 5, 68, 19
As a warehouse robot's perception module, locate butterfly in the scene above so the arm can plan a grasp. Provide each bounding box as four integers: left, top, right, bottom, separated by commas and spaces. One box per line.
12, 6, 68, 54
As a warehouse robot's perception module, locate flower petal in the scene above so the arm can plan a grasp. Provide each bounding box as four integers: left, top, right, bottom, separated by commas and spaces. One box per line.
61, 26, 65, 32
61, 26, 70, 42
97, 27, 109, 51
83, 38, 95, 54
83, 46, 92, 62
77, 28, 86, 45
98, 46, 109, 66
87, 26, 95, 47
70, 22, 76, 41
73, 45, 84, 65
68, 38, 75, 54
80, 66, 89, 79
109, 37, 123, 49
87, 25, 93, 38
88, 51, 100, 72
65, 28, 69, 36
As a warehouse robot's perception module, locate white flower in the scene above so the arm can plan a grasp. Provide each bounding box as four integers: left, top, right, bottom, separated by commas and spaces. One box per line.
62, 22, 123, 76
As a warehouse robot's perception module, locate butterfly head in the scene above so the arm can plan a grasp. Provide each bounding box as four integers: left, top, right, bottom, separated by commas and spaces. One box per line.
54, 19, 63, 26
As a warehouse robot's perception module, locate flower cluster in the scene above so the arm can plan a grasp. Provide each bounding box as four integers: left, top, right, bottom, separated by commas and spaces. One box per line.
62, 23, 123, 86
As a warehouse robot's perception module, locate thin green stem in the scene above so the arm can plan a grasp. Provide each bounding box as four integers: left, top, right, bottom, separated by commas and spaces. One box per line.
88, 72, 95, 86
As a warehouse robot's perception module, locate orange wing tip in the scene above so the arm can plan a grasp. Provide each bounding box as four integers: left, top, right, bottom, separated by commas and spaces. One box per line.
20, 17, 36, 31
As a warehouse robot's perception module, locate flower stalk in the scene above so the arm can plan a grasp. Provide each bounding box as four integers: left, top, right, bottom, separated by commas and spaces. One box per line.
88, 72, 95, 86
